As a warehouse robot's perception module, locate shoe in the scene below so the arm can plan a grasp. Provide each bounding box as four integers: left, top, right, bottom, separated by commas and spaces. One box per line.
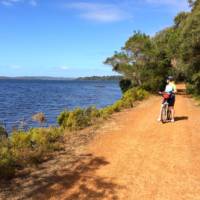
157, 118, 161, 122
171, 119, 175, 123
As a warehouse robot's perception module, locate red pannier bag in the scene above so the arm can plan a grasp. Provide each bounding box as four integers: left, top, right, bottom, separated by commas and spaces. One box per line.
163, 93, 171, 99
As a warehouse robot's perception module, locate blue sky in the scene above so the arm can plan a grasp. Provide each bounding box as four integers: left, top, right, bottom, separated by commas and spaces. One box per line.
0, 0, 189, 77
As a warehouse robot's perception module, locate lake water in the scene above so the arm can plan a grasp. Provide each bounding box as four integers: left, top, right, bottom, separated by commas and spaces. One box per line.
0, 79, 121, 132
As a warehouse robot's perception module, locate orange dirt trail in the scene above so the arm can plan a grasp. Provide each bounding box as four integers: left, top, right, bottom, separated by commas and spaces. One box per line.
50, 85, 200, 200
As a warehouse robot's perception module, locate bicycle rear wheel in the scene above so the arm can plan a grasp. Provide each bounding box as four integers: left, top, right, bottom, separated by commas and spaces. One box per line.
161, 104, 168, 123
167, 109, 172, 121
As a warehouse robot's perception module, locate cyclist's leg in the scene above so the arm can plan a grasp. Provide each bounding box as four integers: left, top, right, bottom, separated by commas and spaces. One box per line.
169, 95, 175, 122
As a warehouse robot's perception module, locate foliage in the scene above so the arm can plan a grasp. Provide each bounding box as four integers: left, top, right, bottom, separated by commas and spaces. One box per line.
179, 0, 200, 94
57, 107, 100, 130
0, 139, 15, 178
58, 88, 149, 127
186, 73, 200, 95
104, 0, 200, 95
105, 31, 173, 92
0, 127, 63, 179
119, 79, 133, 93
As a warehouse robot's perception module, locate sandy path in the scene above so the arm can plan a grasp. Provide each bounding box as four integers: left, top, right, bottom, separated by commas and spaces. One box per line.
5, 85, 199, 200
49, 86, 200, 200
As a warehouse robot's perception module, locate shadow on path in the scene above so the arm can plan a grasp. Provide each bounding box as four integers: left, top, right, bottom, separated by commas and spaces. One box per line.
1, 153, 124, 200
175, 116, 189, 121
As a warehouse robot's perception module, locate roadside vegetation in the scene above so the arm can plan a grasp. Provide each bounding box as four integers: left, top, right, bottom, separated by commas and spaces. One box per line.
58, 87, 149, 130
0, 126, 63, 178
0, 88, 148, 179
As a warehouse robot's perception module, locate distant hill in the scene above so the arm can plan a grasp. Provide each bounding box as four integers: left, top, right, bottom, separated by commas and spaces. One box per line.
77, 76, 122, 81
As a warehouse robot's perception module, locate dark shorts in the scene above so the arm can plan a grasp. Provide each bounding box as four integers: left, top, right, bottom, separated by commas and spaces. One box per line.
162, 94, 175, 107
168, 94, 175, 107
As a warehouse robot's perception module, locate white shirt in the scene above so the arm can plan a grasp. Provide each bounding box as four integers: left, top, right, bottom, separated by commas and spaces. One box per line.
165, 84, 173, 93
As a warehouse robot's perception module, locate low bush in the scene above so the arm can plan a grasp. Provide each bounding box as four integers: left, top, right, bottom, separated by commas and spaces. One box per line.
0, 139, 15, 178
57, 107, 100, 130
187, 73, 200, 95
0, 127, 63, 179
111, 100, 124, 112
58, 87, 149, 128
58, 108, 89, 130
99, 106, 115, 119
122, 87, 149, 107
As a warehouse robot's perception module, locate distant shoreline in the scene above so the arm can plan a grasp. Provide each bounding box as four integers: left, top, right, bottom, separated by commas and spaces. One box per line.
0, 75, 122, 81
0, 76, 74, 81
76, 75, 122, 81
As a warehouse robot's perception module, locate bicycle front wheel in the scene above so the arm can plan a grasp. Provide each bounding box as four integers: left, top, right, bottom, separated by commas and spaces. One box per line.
161, 104, 168, 123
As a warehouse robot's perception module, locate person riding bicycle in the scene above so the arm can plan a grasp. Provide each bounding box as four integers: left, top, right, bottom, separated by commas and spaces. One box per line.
158, 76, 177, 122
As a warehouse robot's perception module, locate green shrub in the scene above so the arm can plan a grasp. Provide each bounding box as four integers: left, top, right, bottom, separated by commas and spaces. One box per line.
67, 108, 89, 130
186, 83, 195, 94
57, 107, 101, 130
57, 110, 70, 127
0, 127, 64, 178
46, 127, 63, 143
0, 139, 15, 178
85, 106, 100, 123
122, 89, 135, 108
111, 100, 124, 112
99, 106, 115, 119
120, 88, 148, 109
134, 88, 149, 100
191, 73, 200, 95
10, 130, 44, 165
57, 88, 149, 125
30, 127, 63, 150
11, 131, 32, 149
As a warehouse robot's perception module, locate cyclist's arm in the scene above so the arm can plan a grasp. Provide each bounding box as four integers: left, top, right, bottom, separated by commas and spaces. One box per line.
173, 85, 177, 94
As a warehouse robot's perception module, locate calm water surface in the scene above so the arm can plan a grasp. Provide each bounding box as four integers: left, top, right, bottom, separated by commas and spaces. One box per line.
0, 79, 121, 132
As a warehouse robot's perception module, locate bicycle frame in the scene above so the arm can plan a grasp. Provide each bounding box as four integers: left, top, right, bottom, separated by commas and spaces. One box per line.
161, 101, 172, 123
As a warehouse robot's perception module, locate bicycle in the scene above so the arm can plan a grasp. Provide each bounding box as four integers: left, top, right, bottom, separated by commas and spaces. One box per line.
159, 92, 172, 123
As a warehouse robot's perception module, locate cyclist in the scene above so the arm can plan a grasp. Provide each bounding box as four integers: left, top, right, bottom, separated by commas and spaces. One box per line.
157, 76, 177, 122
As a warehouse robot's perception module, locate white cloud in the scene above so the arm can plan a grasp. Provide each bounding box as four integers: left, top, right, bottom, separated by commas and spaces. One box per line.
66, 2, 132, 23
0, 0, 38, 6
60, 66, 70, 71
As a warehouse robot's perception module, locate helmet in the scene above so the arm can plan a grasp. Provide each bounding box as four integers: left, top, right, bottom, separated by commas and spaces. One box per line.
167, 76, 174, 81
